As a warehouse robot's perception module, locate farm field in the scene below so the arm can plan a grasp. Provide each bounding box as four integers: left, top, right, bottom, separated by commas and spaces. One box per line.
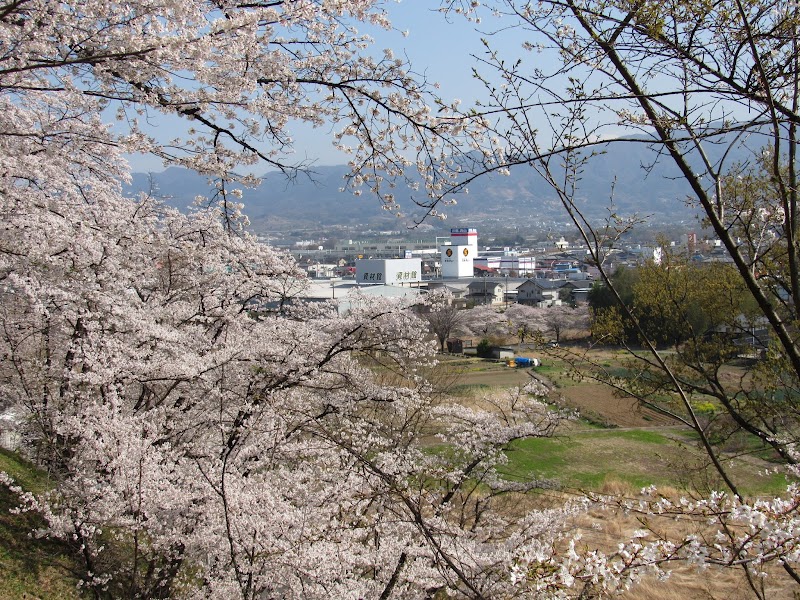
437, 351, 788, 497
438, 351, 799, 598
439, 350, 670, 428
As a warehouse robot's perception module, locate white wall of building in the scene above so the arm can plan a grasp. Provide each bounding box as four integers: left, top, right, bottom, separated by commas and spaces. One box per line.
474, 256, 501, 270
356, 258, 422, 285
440, 245, 474, 278
473, 255, 537, 275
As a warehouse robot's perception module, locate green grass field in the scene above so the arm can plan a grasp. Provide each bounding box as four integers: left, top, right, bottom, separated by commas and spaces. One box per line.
0, 449, 82, 600
499, 429, 788, 497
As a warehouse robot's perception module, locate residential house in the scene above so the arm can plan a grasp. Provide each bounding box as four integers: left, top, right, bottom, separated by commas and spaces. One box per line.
427, 282, 470, 308
466, 280, 506, 305
560, 280, 594, 304
516, 279, 568, 307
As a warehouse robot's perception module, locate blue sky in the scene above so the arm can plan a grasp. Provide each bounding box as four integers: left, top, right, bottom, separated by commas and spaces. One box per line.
380, 3, 492, 103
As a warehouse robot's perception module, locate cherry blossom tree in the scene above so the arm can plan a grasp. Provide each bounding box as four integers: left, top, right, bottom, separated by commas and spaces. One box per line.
0, 0, 483, 217
504, 304, 543, 345
504, 304, 589, 346
421, 289, 464, 352
544, 305, 590, 345
456, 303, 511, 342
0, 2, 666, 598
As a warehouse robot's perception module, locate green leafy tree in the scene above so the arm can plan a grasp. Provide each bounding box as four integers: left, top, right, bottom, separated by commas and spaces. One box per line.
591, 258, 759, 346
588, 267, 638, 310
588, 267, 640, 342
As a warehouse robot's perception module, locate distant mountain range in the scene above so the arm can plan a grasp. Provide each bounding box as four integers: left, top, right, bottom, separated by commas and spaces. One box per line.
124, 137, 760, 232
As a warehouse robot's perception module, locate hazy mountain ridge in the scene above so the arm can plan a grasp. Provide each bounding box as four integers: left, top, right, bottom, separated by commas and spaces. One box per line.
125, 137, 756, 231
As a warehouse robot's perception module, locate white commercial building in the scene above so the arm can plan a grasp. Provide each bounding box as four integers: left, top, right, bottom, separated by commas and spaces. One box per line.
355, 258, 422, 285
440, 244, 474, 278
439, 227, 478, 278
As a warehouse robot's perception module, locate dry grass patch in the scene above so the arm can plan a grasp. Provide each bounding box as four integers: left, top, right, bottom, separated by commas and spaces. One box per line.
568, 481, 800, 599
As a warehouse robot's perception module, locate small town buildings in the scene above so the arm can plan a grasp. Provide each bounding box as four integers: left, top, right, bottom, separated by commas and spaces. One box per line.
473, 264, 498, 277
305, 262, 338, 278
473, 254, 537, 276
